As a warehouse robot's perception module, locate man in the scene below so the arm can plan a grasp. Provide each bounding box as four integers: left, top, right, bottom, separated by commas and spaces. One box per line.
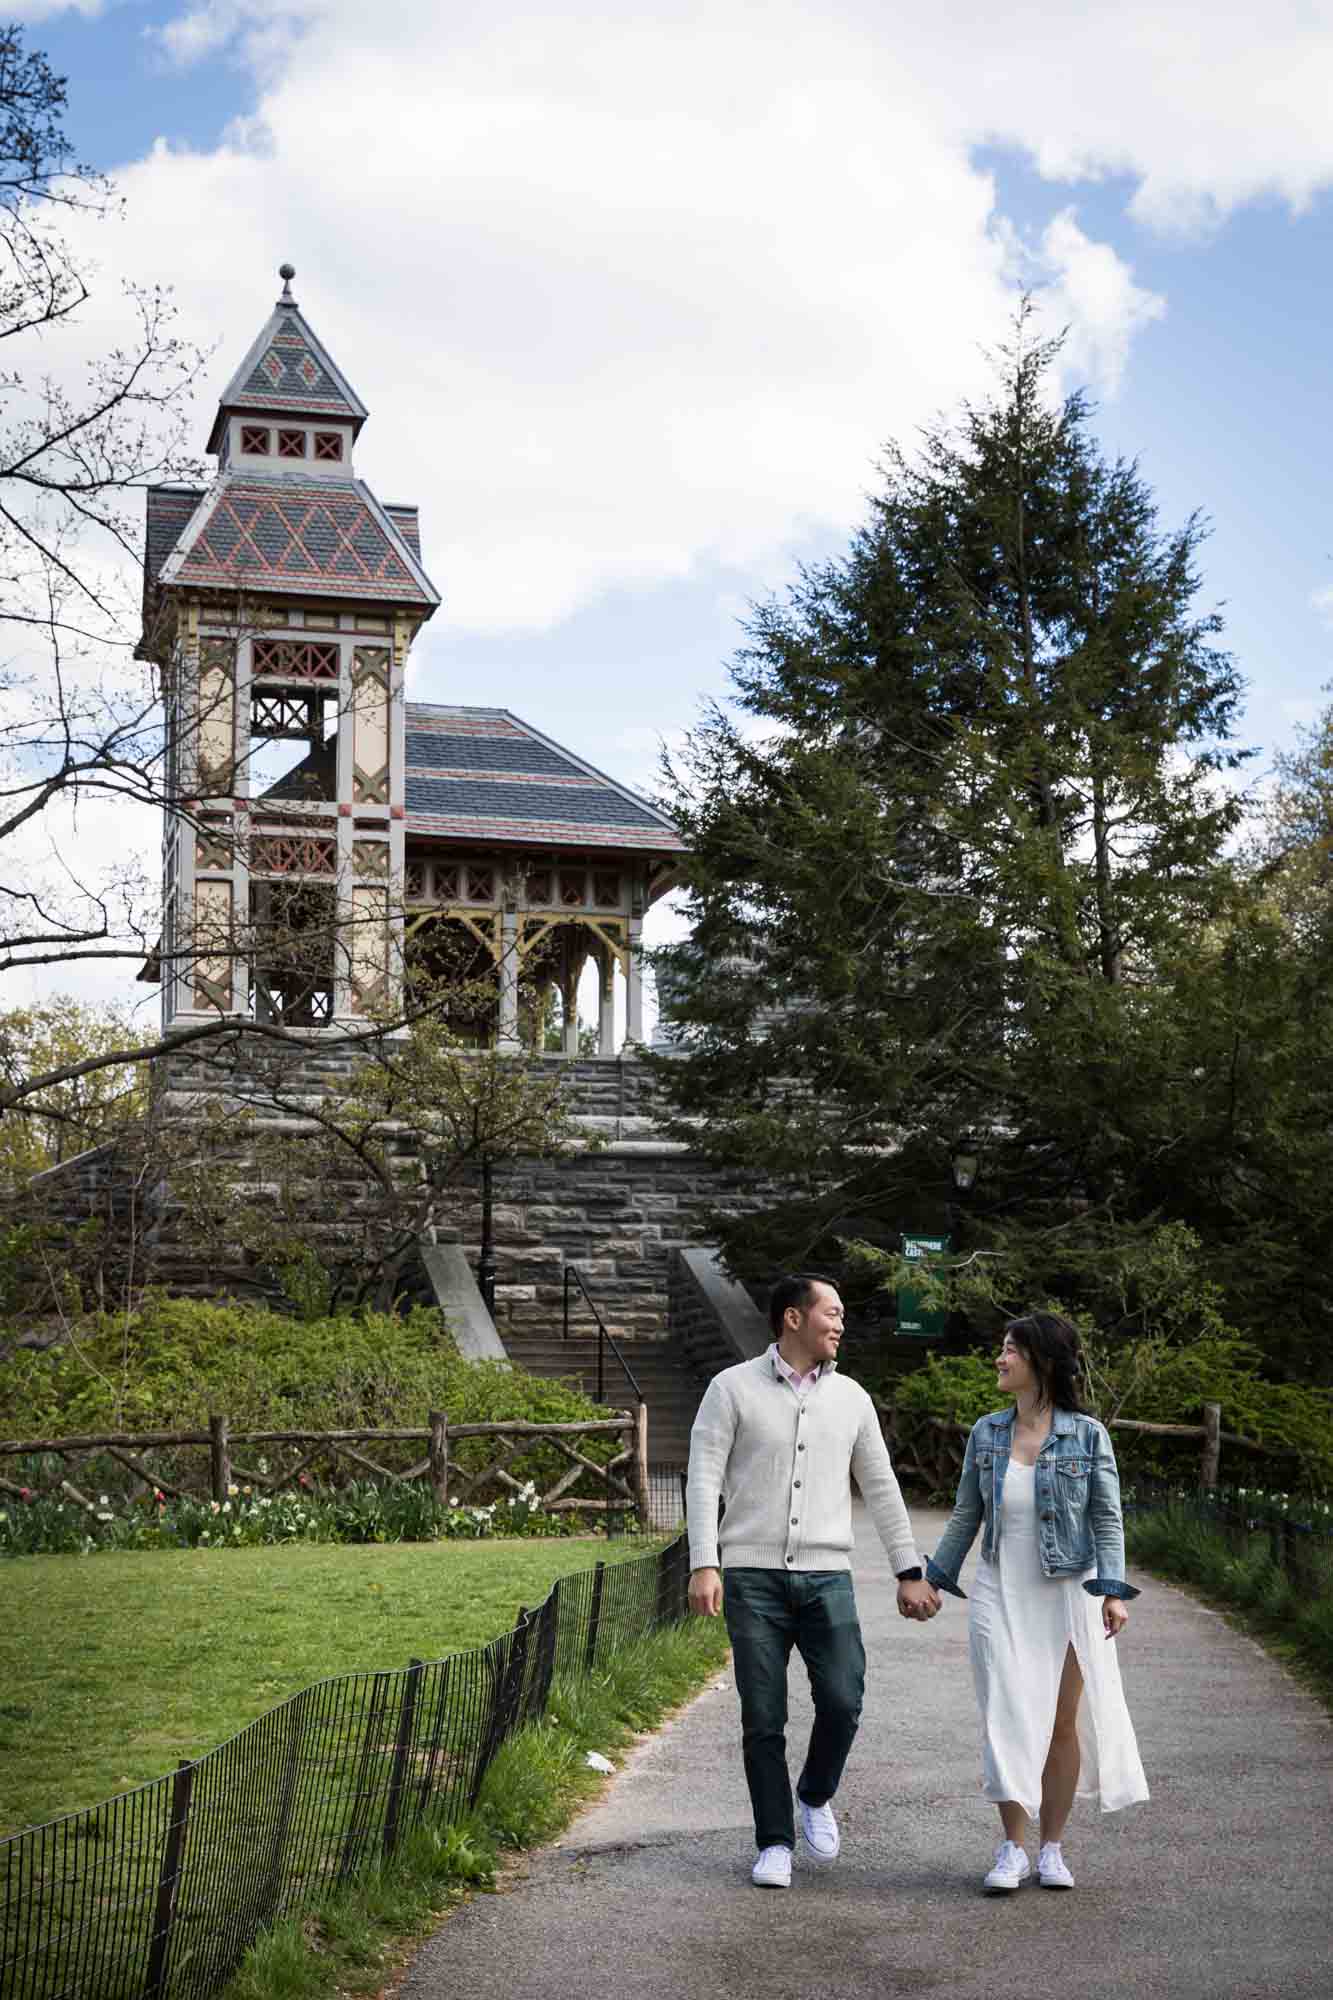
686, 1272, 939, 1888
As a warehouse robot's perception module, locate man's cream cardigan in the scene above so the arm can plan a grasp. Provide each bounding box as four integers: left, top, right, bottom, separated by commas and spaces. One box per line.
686, 1350, 920, 1575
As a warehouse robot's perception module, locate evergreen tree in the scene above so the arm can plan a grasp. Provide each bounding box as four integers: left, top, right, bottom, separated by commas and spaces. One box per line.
654, 311, 1253, 1342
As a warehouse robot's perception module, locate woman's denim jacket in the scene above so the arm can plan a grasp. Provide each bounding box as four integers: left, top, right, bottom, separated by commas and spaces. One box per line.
925, 1407, 1140, 1602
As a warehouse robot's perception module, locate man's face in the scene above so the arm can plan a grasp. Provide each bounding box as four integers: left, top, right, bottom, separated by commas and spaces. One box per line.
786, 1282, 844, 1364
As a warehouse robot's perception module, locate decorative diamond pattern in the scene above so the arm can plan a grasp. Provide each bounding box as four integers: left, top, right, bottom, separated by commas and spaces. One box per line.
236, 323, 360, 420
251, 832, 337, 876
252, 639, 340, 682
353, 840, 390, 880
173, 479, 430, 603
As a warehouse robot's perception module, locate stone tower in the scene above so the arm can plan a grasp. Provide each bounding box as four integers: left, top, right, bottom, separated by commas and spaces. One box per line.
141, 263, 441, 1030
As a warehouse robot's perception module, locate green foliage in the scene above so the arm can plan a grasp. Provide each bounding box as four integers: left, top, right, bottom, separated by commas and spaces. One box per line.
1098, 1335, 1333, 1487
643, 309, 1333, 1381
883, 1331, 1333, 1491
0, 1216, 94, 1321
0, 998, 149, 1185
0, 1293, 623, 1498
2, 1294, 590, 1433
1126, 1501, 1333, 1707
891, 1351, 1000, 1430
273, 1246, 336, 1324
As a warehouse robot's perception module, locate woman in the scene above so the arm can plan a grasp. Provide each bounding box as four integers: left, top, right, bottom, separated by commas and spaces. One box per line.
927, 1312, 1148, 1893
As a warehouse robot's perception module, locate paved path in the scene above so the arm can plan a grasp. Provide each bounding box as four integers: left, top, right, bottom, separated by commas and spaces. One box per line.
398, 1509, 1332, 2000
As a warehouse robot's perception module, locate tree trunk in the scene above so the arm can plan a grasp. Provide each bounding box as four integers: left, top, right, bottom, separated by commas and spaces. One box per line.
1091, 756, 1121, 984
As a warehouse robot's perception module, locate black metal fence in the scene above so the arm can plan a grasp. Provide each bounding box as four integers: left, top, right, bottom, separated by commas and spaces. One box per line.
0, 1534, 692, 2000
1124, 1482, 1333, 1597
644, 1463, 687, 1532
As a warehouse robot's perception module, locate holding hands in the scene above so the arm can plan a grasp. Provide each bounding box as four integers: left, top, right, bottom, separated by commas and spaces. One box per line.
897, 1577, 942, 1622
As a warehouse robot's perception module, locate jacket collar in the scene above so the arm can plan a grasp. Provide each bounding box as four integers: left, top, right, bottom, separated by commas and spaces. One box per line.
990, 1405, 1079, 1437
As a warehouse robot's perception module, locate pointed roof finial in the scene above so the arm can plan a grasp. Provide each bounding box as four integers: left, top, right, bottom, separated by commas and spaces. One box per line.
205, 261, 369, 453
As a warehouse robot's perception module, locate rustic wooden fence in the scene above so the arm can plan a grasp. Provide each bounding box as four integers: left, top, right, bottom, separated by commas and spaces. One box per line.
878, 1398, 1303, 1496
0, 1407, 654, 1525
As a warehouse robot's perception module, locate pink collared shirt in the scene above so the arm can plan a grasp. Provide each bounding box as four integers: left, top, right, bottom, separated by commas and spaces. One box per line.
768, 1342, 822, 1395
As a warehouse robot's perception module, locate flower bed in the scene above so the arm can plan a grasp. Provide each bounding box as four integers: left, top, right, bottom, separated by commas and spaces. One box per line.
0, 1474, 626, 1556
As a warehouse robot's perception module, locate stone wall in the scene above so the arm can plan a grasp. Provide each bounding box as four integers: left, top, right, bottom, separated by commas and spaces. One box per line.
434, 1142, 775, 1342
668, 1245, 771, 1379
153, 1044, 663, 1134
134, 1042, 775, 1338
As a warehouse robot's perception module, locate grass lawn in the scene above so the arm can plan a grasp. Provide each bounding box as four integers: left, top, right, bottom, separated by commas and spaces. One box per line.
0, 1535, 656, 1838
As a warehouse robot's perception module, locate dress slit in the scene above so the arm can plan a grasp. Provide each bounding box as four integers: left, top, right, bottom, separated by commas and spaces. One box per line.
968, 1460, 1147, 1819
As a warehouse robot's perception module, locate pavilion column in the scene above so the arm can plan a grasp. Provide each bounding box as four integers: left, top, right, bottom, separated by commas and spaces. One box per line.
597, 943, 617, 1058
622, 916, 644, 1051
497, 908, 521, 1053
560, 929, 581, 1057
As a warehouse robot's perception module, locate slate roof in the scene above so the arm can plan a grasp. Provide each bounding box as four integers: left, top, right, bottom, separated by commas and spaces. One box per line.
159, 473, 440, 608
145, 484, 206, 581
404, 707, 684, 852
139, 484, 206, 650
206, 281, 368, 452
384, 505, 420, 558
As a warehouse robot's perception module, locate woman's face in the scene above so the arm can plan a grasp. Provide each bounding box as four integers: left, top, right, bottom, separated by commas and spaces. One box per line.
996, 1331, 1038, 1400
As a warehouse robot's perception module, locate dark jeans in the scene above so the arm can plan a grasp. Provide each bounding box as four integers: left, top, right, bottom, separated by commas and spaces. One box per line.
723, 1567, 866, 1852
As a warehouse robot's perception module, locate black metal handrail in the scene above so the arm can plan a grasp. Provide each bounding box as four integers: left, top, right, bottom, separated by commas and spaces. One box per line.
561, 1264, 643, 1408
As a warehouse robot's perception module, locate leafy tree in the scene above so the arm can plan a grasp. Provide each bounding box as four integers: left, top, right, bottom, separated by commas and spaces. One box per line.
0, 996, 149, 1182
652, 309, 1255, 1349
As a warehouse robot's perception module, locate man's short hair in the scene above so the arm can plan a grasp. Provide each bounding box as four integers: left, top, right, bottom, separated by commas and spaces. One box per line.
768, 1272, 837, 1336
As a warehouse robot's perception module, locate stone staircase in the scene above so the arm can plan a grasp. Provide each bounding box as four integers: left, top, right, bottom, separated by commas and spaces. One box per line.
500, 1332, 703, 1469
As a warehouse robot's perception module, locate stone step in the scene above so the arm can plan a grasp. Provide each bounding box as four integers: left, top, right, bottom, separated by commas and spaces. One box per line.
502, 1329, 702, 1466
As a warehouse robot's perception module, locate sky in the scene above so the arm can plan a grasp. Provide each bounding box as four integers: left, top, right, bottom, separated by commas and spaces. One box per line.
12, 0, 1333, 1027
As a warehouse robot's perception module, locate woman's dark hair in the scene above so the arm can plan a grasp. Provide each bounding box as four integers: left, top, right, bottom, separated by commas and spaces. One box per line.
768, 1272, 836, 1336
1004, 1311, 1087, 1413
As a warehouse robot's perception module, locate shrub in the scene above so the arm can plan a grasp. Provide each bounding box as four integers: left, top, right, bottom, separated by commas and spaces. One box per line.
0, 1294, 625, 1499
1094, 1334, 1333, 1488
883, 1336, 1333, 1495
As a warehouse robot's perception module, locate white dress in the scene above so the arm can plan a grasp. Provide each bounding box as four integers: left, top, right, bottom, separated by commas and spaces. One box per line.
968, 1460, 1149, 1818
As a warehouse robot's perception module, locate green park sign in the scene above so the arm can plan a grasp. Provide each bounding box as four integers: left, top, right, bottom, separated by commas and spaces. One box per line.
896, 1233, 951, 1338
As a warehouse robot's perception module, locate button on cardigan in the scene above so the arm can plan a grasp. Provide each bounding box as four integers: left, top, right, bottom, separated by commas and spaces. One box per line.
686, 1352, 920, 1576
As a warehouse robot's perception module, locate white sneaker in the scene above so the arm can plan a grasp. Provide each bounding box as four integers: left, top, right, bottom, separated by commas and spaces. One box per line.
798, 1799, 840, 1861
983, 1840, 1031, 1893
752, 1844, 793, 1888
1038, 1841, 1075, 1889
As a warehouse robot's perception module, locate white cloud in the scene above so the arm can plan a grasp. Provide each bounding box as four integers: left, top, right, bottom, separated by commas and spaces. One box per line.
19, 0, 1333, 1015
155, 5, 243, 68
80, 1, 1333, 651
62, 7, 1025, 645
1034, 209, 1166, 395
896, 1, 1333, 238
1310, 586, 1333, 629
